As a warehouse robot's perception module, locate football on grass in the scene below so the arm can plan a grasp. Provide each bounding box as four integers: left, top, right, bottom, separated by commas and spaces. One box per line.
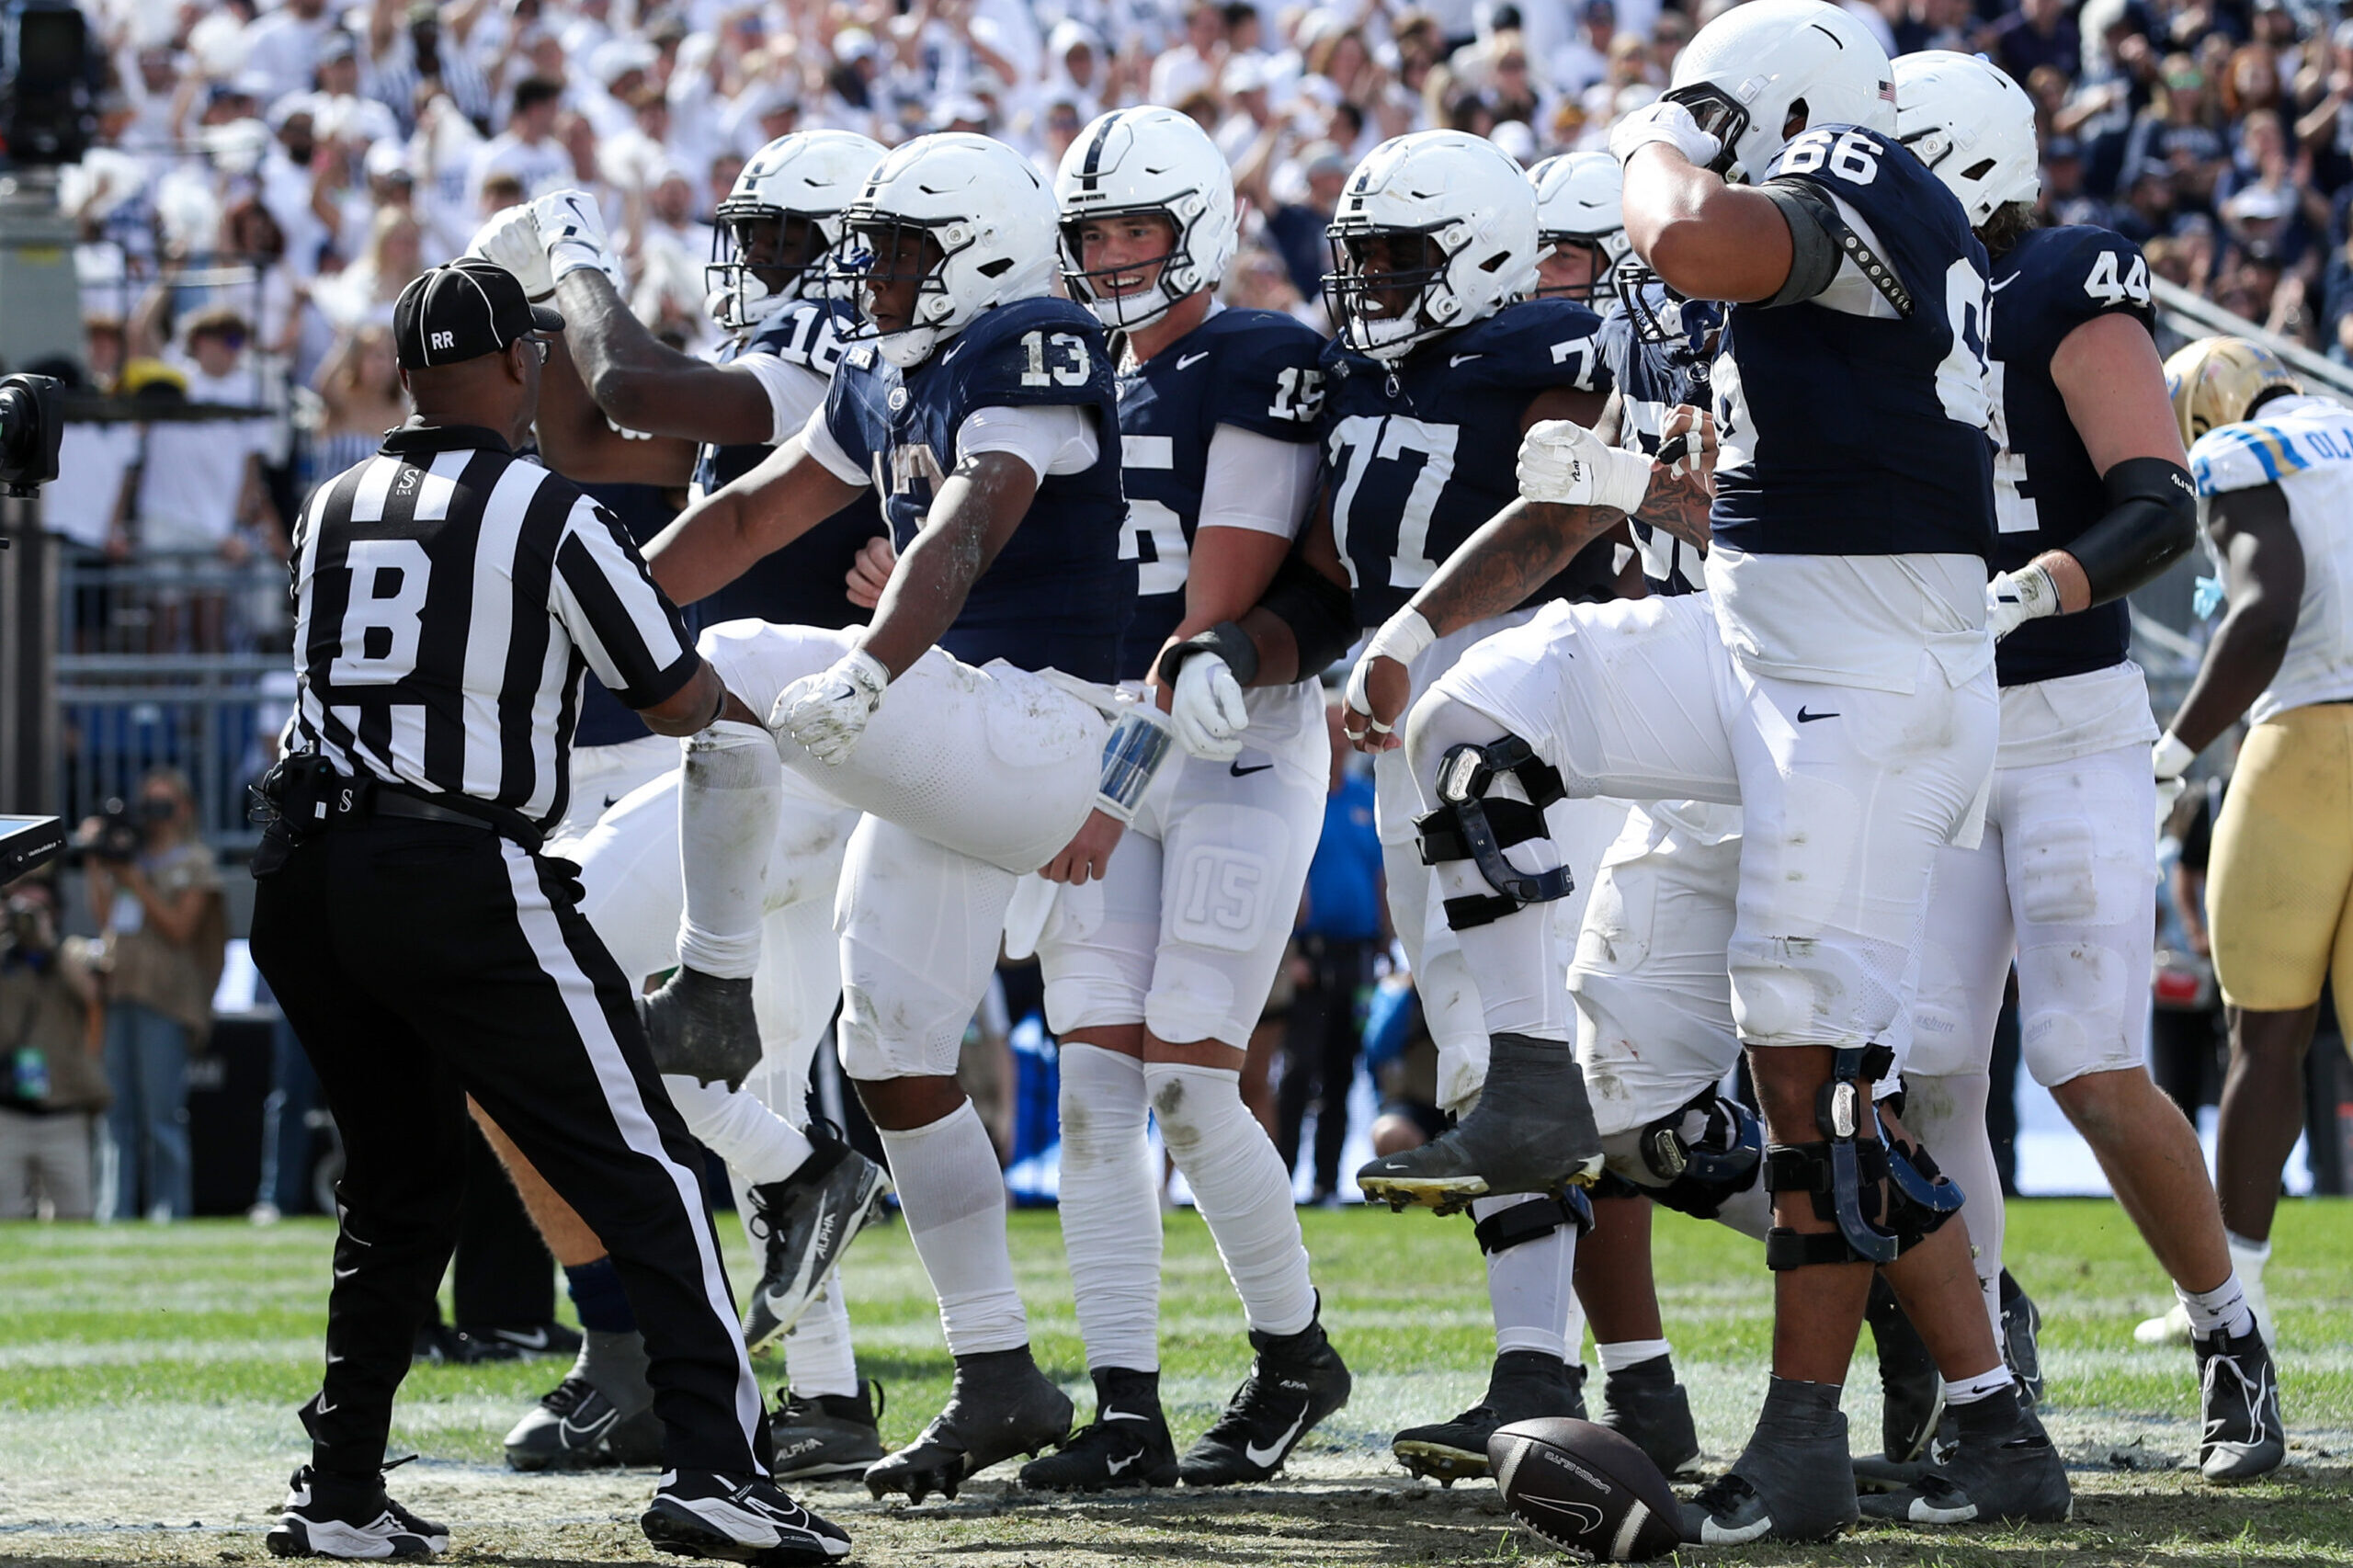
1489, 1416, 1687, 1562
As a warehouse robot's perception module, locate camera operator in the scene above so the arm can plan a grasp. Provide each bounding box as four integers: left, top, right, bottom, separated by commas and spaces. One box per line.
0, 881, 109, 1221
81, 768, 226, 1223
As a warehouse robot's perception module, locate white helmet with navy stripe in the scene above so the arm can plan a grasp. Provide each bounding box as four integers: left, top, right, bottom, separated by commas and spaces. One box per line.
842, 132, 1060, 369
1664, 0, 1897, 184
708, 130, 887, 333
1324, 130, 1539, 363
1892, 51, 2040, 227
1054, 106, 1239, 333
1529, 151, 1629, 301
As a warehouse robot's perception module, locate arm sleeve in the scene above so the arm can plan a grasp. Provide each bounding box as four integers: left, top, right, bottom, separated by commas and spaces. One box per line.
733, 351, 832, 446
1199, 423, 1321, 541
548, 494, 701, 709
798, 401, 872, 486
955, 403, 1100, 482
1757, 179, 1847, 308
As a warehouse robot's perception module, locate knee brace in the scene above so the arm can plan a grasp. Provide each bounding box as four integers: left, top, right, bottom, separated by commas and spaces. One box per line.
1633, 1090, 1764, 1222
1415, 735, 1574, 930
1760, 1045, 1964, 1269
1472, 1187, 1594, 1254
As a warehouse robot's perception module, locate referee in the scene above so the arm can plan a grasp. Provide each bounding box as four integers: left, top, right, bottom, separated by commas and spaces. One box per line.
248, 259, 847, 1565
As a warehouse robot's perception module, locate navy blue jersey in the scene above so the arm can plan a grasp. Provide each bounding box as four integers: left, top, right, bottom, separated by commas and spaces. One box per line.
693, 297, 890, 635
1597, 285, 1721, 596
1323, 296, 1615, 626
573, 480, 679, 748
1986, 225, 2154, 687
1711, 125, 1997, 562
824, 296, 1131, 681
1117, 306, 1326, 678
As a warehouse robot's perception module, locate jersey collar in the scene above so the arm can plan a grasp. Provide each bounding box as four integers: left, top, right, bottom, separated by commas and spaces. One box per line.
381, 424, 517, 458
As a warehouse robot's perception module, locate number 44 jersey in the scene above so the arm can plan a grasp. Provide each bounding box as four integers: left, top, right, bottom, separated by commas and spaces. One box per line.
1984, 224, 2154, 687
1322, 294, 1616, 628
823, 295, 1133, 682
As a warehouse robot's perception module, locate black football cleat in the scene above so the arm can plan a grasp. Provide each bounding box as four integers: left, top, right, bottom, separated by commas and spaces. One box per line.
640, 1470, 849, 1563
770, 1381, 886, 1483
1180, 1309, 1352, 1485
639, 966, 762, 1088
1394, 1350, 1586, 1485
1356, 1035, 1602, 1213
1679, 1377, 1857, 1545
743, 1124, 892, 1352
863, 1346, 1074, 1503
505, 1330, 662, 1471
1596, 1352, 1702, 1479
1865, 1274, 1944, 1468
2197, 1324, 2286, 1483
266, 1464, 449, 1560
1020, 1368, 1180, 1491
1860, 1385, 2072, 1525
1999, 1269, 2045, 1407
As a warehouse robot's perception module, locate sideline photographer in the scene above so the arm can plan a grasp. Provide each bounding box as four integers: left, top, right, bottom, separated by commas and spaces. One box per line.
80, 769, 226, 1223
0, 880, 108, 1220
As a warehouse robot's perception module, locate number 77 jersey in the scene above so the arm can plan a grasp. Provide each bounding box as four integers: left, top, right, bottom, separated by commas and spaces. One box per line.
1711, 123, 1996, 562
1322, 294, 1615, 627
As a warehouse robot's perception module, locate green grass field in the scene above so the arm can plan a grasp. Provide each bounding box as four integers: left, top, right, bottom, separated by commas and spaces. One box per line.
2, 1199, 2348, 1566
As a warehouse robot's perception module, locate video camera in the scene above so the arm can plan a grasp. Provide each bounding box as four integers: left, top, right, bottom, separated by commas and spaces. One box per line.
74, 798, 144, 866
1, 0, 95, 167
0, 372, 61, 536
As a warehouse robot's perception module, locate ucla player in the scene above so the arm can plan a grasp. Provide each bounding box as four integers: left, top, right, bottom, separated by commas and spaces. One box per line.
1166, 128, 1640, 1483
986, 106, 1350, 1492
461, 133, 896, 1480
1340, 1, 2071, 1539
1888, 53, 2282, 1495
2142, 337, 2353, 1466
645, 132, 1161, 1503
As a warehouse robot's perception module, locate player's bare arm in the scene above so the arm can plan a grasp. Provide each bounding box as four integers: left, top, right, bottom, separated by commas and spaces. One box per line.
857, 449, 1038, 677
534, 331, 699, 486
1619, 142, 1797, 303
643, 438, 866, 606
2166, 483, 2302, 754
552, 265, 782, 447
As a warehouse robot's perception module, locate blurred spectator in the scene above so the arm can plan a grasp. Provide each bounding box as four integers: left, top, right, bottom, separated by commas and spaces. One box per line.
1278, 705, 1385, 1205
85, 769, 226, 1224
121, 303, 284, 571
311, 323, 409, 487
0, 881, 109, 1222
1260, 139, 1348, 304
1994, 0, 2082, 85
468, 74, 570, 208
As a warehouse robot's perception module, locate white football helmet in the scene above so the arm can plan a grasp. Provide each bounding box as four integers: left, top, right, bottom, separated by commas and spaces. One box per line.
1324, 131, 1539, 362
840, 132, 1060, 369
1664, 0, 1897, 184
1529, 151, 1629, 301
1893, 51, 2040, 227
708, 130, 887, 333
1054, 106, 1239, 333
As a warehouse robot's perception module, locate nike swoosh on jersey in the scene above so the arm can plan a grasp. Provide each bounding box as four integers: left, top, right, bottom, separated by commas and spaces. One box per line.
1988, 276, 2020, 291
1450, 354, 1483, 367
1177, 351, 1211, 369
1229, 761, 1273, 777
1244, 1408, 1308, 1469
1795, 707, 1839, 723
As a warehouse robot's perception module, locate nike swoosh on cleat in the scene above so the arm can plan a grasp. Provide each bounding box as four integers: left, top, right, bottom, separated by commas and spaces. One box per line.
560, 1407, 620, 1447
1105, 1411, 1152, 1422
1450, 354, 1483, 367
1106, 1452, 1137, 1475
1699, 1515, 1774, 1546
1177, 351, 1211, 369
1244, 1409, 1308, 1469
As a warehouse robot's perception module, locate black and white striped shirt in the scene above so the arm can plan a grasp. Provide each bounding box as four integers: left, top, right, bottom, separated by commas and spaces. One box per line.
285, 425, 696, 830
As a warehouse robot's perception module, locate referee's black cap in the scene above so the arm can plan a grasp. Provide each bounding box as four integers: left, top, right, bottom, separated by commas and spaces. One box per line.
394, 258, 565, 369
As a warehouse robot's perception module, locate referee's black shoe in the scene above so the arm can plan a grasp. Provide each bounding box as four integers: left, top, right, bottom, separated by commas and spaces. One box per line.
743, 1124, 892, 1352
640, 966, 762, 1088
641, 1470, 850, 1563
265, 1464, 449, 1560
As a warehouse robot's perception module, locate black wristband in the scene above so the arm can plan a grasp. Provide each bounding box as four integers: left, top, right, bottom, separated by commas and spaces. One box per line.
2073, 456, 2199, 607
1157, 620, 1261, 687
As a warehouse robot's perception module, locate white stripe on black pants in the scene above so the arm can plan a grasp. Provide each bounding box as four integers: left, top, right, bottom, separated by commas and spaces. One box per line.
250, 815, 765, 1477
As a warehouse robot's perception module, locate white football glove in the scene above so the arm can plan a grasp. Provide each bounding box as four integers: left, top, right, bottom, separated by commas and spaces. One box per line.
466, 204, 554, 300
1168, 652, 1250, 761
532, 188, 617, 285
2154, 731, 2193, 834
1344, 608, 1436, 740
1608, 97, 1722, 171
1518, 419, 1655, 514
773, 649, 890, 766
1985, 563, 2061, 641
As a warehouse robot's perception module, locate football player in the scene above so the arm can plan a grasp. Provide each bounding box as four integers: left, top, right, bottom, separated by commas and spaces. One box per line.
1528, 152, 1631, 305
461, 131, 895, 1479
644, 131, 1155, 1504
1165, 128, 1642, 1483
1336, 0, 2070, 1540
2140, 337, 2353, 1451
1006, 106, 1347, 1491
1889, 52, 2281, 1493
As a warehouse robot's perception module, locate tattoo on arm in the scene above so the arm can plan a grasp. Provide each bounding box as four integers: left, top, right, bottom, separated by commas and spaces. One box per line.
1410, 499, 1620, 636
1633, 467, 1714, 552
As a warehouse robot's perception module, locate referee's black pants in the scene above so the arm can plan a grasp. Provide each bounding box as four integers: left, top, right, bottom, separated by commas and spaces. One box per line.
251, 818, 764, 1479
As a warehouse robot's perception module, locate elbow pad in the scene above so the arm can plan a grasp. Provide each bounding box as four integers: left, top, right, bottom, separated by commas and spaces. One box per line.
2072, 457, 2199, 607
1258, 552, 1359, 678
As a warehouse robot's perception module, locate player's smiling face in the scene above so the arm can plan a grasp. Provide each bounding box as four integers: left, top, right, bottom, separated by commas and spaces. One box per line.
1348, 231, 1439, 321
1076, 212, 1176, 300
